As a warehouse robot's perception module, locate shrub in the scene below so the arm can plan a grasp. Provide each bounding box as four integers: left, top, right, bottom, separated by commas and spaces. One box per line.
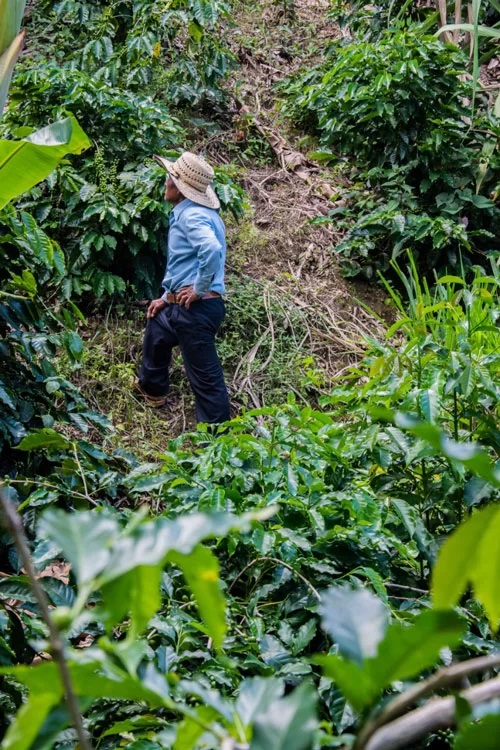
284, 30, 473, 169
283, 30, 500, 278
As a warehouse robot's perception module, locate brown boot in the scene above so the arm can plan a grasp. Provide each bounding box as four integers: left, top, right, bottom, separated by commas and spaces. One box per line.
134, 378, 167, 408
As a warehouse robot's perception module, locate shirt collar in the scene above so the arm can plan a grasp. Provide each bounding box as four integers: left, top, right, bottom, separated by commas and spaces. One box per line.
171, 198, 196, 221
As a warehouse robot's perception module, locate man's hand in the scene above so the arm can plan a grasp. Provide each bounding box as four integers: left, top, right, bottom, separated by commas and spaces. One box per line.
176, 285, 201, 310
147, 298, 167, 318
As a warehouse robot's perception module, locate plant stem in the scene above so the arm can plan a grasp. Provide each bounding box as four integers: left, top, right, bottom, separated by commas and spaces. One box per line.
229, 555, 322, 601
365, 676, 500, 750
0, 486, 93, 750
355, 652, 500, 750
72, 443, 97, 506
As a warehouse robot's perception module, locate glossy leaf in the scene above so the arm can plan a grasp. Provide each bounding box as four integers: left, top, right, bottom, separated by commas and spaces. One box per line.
320, 586, 389, 665
16, 429, 72, 452
0, 117, 90, 209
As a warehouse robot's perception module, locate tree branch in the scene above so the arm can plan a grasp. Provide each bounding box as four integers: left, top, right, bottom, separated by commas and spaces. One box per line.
0, 486, 93, 750
356, 653, 500, 750
364, 676, 500, 750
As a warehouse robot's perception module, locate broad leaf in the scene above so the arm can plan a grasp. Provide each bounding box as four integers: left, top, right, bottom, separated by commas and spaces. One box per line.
99, 509, 275, 584
38, 510, 119, 585
0, 0, 26, 52
0, 32, 23, 116
173, 706, 219, 750
0, 692, 60, 750
235, 677, 285, 727
0, 117, 90, 209
371, 610, 465, 685
168, 544, 226, 651
454, 715, 500, 750
320, 586, 389, 665
16, 429, 72, 452
315, 654, 378, 712
101, 564, 162, 636
432, 504, 500, 630
250, 680, 317, 750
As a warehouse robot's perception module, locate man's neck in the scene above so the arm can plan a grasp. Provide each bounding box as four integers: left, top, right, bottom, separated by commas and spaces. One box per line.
170, 196, 186, 207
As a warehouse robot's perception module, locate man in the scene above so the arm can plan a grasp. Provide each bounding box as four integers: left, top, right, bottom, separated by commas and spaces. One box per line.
136, 151, 230, 425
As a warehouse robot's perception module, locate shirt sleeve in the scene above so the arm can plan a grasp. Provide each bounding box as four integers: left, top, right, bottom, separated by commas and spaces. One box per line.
183, 209, 223, 296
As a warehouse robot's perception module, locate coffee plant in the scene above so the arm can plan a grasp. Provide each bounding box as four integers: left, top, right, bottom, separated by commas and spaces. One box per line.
1, 0, 499, 748
283, 27, 499, 278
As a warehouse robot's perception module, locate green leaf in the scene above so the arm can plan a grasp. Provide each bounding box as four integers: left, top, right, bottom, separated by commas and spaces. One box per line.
0, 692, 60, 750
394, 415, 500, 487
315, 654, 378, 711
320, 586, 389, 665
99, 509, 275, 584
0, 1, 26, 52
370, 610, 465, 685
0, 31, 23, 116
16, 429, 72, 452
2, 657, 171, 707
432, 505, 500, 630
250, 680, 317, 750
101, 565, 162, 636
454, 715, 500, 750
0, 117, 90, 209
438, 22, 500, 39
235, 677, 285, 727
173, 706, 219, 750
38, 510, 119, 586
168, 545, 226, 651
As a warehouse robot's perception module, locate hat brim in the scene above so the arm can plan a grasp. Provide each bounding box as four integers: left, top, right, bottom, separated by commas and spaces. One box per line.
153, 154, 220, 210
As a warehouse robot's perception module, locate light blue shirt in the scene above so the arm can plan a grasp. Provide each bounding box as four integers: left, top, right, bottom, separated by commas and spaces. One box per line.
161, 199, 226, 298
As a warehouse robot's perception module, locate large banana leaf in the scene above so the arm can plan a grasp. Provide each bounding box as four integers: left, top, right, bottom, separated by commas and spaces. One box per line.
0, 116, 91, 209
0, 0, 27, 114
0, 31, 24, 115
0, 0, 26, 52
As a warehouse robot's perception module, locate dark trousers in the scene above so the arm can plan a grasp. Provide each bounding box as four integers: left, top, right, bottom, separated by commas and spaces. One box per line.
139, 299, 230, 424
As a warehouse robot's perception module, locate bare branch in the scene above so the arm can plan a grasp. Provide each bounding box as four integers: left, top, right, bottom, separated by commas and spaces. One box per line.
0, 486, 93, 750
356, 653, 500, 750
365, 676, 500, 750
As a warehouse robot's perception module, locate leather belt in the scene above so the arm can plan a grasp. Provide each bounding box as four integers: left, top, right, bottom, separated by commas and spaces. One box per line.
165, 290, 221, 304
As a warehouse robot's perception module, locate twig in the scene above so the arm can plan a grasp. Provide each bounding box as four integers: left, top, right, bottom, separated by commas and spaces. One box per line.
72, 443, 98, 506
0, 487, 93, 750
364, 675, 500, 750
385, 582, 428, 595
356, 652, 500, 750
229, 555, 321, 601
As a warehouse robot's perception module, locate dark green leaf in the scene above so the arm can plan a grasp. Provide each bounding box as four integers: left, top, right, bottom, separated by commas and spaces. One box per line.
16, 429, 71, 452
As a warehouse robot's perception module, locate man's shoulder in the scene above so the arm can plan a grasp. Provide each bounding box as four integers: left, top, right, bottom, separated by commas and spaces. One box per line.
180, 202, 223, 225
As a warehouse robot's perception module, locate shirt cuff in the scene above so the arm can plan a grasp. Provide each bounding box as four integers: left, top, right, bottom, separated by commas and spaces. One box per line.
194, 280, 209, 296
161, 291, 169, 302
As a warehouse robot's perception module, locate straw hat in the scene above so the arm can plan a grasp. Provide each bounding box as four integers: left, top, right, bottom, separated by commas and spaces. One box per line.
153, 152, 220, 210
